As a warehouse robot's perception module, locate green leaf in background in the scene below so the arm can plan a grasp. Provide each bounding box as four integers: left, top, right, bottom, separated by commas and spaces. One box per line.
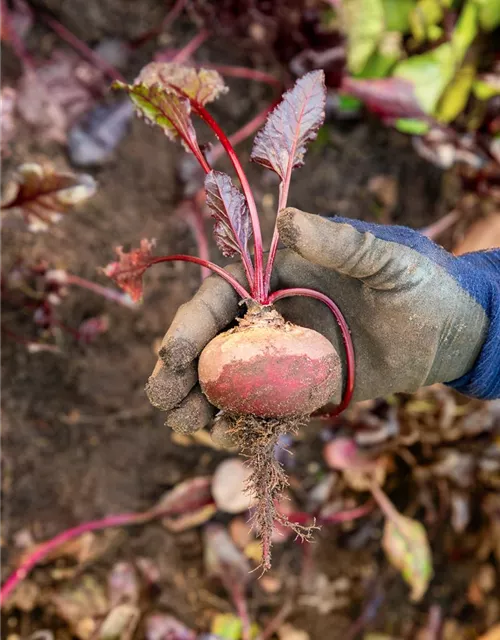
394, 43, 456, 113
342, 0, 385, 74
394, 0, 479, 117
382, 513, 433, 602
474, 0, 500, 31
211, 614, 260, 640
451, 0, 479, 60
382, 0, 415, 32
436, 60, 477, 122
394, 118, 430, 134
409, 0, 445, 43
473, 76, 500, 101
360, 32, 403, 78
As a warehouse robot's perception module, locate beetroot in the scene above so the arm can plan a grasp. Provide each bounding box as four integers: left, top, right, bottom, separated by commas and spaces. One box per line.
108, 64, 355, 568
199, 306, 341, 419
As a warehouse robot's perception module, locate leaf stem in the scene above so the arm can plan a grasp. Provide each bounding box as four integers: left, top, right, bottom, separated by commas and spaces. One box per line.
188, 101, 265, 301
0, 495, 214, 603
64, 274, 136, 307
268, 288, 355, 414
370, 480, 400, 523
39, 13, 126, 83
149, 255, 251, 299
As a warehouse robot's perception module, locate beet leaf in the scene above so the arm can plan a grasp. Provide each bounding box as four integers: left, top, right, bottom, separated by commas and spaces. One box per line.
250, 69, 326, 181
102, 238, 156, 303
205, 170, 253, 276
251, 70, 326, 293
113, 63, 227, 171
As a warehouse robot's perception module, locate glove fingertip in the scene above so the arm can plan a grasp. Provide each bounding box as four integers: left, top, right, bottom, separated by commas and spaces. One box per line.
159, 337, 198, 371
277, 207, 302, 251
145, 360, 197, 412
164, 387, 215, 433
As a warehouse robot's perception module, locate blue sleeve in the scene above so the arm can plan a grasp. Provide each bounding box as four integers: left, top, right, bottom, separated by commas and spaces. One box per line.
446, 250, 500, 400
329, 216, 500, 400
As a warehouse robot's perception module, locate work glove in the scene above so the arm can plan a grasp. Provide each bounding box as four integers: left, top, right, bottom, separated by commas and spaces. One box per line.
146, 208, 500, 437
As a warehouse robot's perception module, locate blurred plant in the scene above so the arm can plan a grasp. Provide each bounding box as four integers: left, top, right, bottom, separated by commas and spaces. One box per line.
1, 161, 134, 352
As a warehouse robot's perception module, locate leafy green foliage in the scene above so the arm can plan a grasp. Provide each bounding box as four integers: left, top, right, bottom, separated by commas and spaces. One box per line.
341, 0, 385, 74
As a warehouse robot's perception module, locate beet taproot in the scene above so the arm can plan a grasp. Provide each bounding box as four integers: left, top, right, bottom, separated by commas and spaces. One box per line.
198, 306, 341, 419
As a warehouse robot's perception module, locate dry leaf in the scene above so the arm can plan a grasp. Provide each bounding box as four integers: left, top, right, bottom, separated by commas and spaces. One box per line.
98, 604, 140, 640
478, 625, 500, 640
212, 458, 255, 514
51, 575, 108, 640
102, 239, 156, 303
382, 513, 433, 601
1, 86, 17, 157
1, 162, 97, 232
454, 213, 500, 255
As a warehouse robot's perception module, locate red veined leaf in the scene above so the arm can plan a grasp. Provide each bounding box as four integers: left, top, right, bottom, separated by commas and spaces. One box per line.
341, 76, 427, 121
250, 70, 326, 180
1, 162, 97, 232
102, 239, 156, 303
113, 63, 226, 162
136, 62, 227, 105
205, 170, 252, 260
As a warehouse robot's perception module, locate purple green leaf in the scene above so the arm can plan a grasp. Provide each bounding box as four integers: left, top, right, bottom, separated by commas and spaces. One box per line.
205, 170, 252, 260
113, 63, 226, 158
250, 70, 326, 180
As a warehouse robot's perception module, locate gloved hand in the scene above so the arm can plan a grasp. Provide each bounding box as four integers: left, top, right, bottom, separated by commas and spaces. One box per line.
146, 208, 500, 438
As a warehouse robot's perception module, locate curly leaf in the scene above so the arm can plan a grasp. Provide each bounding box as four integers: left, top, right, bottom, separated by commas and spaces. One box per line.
113, 63, 226, 152
250, 70, 326, 180
382, 513, 433, 601
205, 171, 252, 259
1, 162, 96, 232
102, 239, 156, 303
136, 62, 227, 105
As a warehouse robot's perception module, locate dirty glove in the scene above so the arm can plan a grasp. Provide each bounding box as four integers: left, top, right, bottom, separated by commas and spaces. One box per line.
146, 208, 500, 436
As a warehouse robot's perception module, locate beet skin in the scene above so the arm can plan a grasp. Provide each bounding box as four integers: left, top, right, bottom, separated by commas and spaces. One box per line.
198, 306, 341, 418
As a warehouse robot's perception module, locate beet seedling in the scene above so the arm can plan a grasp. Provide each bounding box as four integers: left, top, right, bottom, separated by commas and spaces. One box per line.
108, 63, 355, 568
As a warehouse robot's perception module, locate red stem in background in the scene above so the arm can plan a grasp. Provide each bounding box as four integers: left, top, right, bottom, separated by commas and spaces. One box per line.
285, 500, 374, 526
188, 100, 265, 300
268, 288, 355, 414
148, 255, 251, 299
192, 64, 281, 88
0, 496, 215, 603
1, 0, 36, 68
38, 13, 126, 83
370, 480, 400, 522
130, 0, 189, 47
181, 202, 212, 280
65, 274, 136, 307
170, 29, 210, 64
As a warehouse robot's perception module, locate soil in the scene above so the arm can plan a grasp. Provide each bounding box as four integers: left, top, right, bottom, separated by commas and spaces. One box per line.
2, 4, 496, 639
